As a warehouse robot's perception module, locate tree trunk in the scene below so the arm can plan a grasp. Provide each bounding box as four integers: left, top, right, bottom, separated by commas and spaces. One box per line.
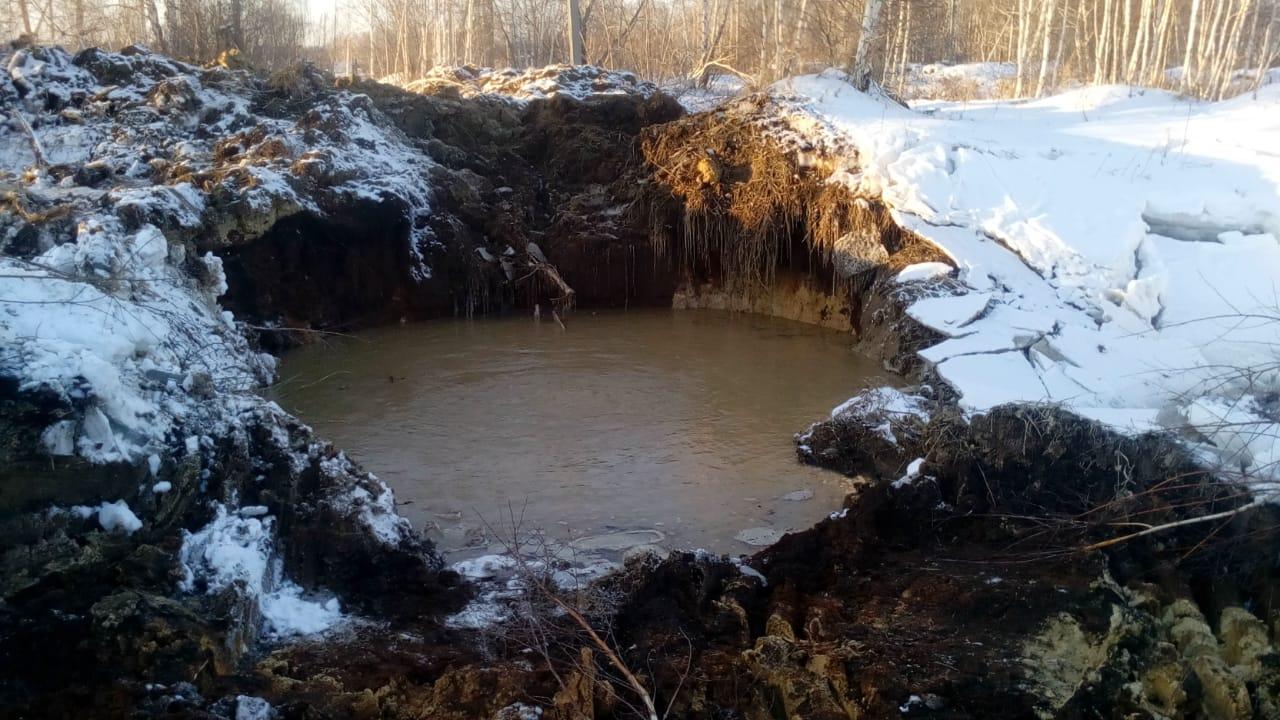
18, 0, 33, 35
1182, 0, 1203, 92
1015, 0, 1030, 95
1253, 2, 1278, 94
147, 0, 166, 52
1095, 0, 1113, 84
948, 0, 958, 62
897, 0, 911, 90
75, 0, 86, 45
785, 0, 810, 77
1124, 0, 1152, 84
1119, 0, 1133, 79
567, 0, 585, 64
1034, 0, 1058, 96
231, 0, 244, 50
463, 0, 475, 64
1052, 0, 1072, 88
1150, 0, 1174, 85
1210, 0, 1251, 99
849, 0, 886, 90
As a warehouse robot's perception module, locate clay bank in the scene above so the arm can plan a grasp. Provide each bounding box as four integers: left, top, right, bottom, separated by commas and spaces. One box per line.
2, 40, 1280, 720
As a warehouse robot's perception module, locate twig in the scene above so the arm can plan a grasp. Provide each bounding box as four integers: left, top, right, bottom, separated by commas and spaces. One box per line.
1079, 497, 1267, 553
10, 108, 47, 168
477, 508, 663, 720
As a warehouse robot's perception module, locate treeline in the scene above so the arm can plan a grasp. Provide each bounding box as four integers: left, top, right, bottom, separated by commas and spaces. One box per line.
5, 0, 1277, 100
4, 0, 310, 68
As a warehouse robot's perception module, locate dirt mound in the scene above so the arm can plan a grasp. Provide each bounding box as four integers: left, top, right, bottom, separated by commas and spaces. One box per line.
399, 64, 661, 103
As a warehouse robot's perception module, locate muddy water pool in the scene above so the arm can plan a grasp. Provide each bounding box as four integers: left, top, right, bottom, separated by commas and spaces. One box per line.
272, 309, 892, 571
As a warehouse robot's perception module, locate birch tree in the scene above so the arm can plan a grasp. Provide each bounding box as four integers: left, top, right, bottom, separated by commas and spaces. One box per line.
1034, 0, 1058, 96
849, 0, 886, 90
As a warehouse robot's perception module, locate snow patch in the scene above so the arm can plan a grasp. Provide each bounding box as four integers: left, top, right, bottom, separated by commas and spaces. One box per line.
891, 458, 930, 489
96, 500, 143, 534
178, 504, 344, 638
895, 261, 954, 283
234, 696, 275, 720
735, 527, 785, 546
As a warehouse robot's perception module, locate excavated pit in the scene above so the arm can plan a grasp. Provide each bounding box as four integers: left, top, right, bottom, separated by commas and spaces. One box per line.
211, 89, 1277, 719
6, 51, 1280, 719
242, 86, 1280, 720
177, 82, 1280, 719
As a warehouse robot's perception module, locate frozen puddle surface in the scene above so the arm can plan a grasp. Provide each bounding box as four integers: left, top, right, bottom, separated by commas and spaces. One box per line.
273, 309, 891, 571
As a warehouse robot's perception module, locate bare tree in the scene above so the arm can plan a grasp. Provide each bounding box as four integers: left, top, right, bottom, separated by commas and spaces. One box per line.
568, 0, 585, 63
1034, 0, 1059, 96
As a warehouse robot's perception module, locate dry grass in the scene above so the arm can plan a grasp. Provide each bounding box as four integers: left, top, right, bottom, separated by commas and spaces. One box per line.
634, 107, 949, 302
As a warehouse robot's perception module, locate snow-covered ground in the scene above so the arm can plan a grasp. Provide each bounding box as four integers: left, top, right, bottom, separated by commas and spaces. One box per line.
668, 73, 750, 113
901, 62, 1017, 101
771, 71, 1280, 492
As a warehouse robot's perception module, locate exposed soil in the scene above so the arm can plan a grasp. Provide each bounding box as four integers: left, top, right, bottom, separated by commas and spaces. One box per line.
211, 403, 1280, 720
218, 73, 686, 346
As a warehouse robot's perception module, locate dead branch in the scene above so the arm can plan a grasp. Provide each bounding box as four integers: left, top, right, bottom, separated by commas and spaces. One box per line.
478, 508, 667, 720
1079, 496, 1267, 553
9, 108, 47, 168
691, 59, 757, 90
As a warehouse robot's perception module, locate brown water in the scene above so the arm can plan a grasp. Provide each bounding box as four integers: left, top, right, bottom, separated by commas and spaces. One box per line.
271, 309, 891, 564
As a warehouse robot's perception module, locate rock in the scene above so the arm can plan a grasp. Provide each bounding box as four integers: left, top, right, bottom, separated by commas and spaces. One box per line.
832, 225, 890, 278
73, 160, 112, 187
764, 613, 796, 642
90, 590, 237, 680
1137, 643, 1188, 717
622, 543, 669, 563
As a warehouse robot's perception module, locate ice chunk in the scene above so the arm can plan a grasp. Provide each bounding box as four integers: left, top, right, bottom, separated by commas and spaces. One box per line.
896, 261, 953, 283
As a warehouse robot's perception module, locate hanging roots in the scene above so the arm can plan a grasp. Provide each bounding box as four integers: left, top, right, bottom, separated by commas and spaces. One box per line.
631, 101, 947, 300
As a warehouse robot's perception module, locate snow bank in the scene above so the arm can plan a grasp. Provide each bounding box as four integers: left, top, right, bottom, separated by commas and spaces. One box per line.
773, 70, 1280, 490
669, 74, 749, 113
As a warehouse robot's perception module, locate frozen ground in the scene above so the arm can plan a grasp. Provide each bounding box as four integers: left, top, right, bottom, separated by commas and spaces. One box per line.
770, 71, 1280, 493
